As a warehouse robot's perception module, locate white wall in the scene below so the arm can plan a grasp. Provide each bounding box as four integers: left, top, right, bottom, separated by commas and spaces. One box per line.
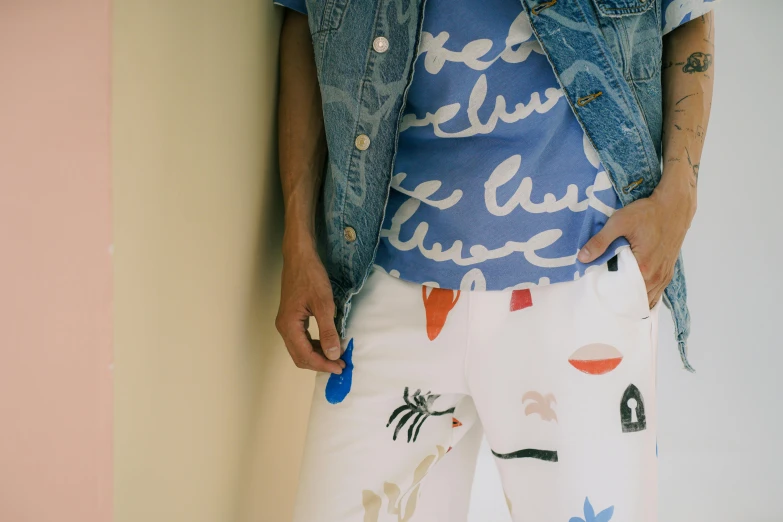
468, 2, 783, 520
658, 2, 783, 520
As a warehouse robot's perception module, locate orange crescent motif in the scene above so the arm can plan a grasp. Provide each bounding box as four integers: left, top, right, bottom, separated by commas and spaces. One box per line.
422, 286, 460, 341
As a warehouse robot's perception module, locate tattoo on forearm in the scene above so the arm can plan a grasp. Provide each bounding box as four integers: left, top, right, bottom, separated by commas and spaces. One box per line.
676, 93, 698, 105
683, 52, 712, 73
685, 147, 700, 181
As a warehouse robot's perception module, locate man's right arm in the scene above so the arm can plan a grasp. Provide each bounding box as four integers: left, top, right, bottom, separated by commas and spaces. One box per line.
275, 9, 345, 374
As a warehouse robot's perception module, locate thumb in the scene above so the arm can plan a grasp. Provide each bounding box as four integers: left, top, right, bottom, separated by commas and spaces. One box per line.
578, 213, 626, 263
314, 302, 342, 361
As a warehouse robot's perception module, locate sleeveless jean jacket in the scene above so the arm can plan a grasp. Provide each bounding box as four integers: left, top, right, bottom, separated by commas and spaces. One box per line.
303, 0, 696, 371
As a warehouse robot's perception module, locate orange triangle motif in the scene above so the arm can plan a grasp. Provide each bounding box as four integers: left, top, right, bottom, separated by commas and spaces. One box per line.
422, 286, 460, 341
452, 417, 462, 428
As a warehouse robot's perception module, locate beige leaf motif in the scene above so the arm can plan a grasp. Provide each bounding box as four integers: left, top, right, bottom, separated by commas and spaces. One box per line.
362, 490, 381, 522
413, 454, 436, 484
384, 482, 401, 515
361, 446, 448, 521
402, 484, 420, 522
521, 391, 558, 422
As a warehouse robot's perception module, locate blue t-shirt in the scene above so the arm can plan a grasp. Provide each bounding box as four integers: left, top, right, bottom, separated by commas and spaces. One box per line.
275, 0, 715, 291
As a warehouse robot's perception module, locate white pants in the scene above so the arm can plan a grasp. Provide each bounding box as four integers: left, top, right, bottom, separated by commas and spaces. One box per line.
292, 245, 661, 522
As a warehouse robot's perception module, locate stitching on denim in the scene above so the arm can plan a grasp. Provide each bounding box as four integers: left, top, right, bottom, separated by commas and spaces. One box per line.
339, 0, 428, 321
614, 7, 659, 83
574, 0, 661, 196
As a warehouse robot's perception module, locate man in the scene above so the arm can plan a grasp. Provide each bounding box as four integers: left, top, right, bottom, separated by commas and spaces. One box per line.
274, 1, 715, 520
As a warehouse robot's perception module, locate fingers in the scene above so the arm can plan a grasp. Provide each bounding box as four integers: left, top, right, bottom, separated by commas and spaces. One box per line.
313, 300, 342, 361
310, 338, 346, 369
276, 315, 343, 374
644, 264, 674, 310
292, 328, 344, 373
647, 288, 663, 310
578, 210, 628, 263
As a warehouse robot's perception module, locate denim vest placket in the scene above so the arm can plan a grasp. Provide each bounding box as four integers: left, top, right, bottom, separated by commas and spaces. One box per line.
306, 0, 695, 372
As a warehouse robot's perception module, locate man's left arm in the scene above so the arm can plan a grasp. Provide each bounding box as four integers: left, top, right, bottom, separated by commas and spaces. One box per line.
578, 11, 715, 308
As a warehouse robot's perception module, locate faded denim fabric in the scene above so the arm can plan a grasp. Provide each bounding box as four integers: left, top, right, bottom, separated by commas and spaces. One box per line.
300, 0, 697, 371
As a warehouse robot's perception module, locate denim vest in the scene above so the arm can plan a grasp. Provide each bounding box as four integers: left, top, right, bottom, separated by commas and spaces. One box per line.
305, 0, 695, 372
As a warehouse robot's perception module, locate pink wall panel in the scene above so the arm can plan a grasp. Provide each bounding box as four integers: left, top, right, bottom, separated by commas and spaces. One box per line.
0, 1, 112, 521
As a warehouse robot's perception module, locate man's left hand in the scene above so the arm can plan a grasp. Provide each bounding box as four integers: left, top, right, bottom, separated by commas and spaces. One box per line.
576, 179, 696, 309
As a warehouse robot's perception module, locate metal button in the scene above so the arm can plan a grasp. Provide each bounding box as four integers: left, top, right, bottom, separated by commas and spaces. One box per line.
373, 36, 389, 53
343, 226, 357, 242
354, 134, 370, 151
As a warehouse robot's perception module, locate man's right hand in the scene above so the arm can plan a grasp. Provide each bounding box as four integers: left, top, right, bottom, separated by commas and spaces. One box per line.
276, 9, 342, 374
275, 247, 346, 375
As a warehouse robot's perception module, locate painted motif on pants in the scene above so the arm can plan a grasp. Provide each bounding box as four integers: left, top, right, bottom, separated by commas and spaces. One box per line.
422, 286, 460, 340
570, 497, 614, 522
325, 338, 355, 404
292, 247, 659, 522
361, 445, 448, 522
387, 387, 456, 443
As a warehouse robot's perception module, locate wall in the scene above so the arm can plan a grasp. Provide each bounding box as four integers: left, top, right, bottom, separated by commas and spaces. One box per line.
0, 1, 113, 521
112, 2, 315, 521
655, 2, 783, 520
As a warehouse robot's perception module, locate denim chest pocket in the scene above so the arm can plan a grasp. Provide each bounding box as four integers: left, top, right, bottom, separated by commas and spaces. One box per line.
592, 0, 661, 82
306, 0, 351, 35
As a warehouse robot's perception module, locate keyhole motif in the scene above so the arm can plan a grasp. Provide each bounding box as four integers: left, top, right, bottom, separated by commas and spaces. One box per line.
627, 398, 638, 423
620, 384, 646, 433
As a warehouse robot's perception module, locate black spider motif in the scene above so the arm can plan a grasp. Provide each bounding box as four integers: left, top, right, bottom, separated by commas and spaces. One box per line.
386, 387, 455, 443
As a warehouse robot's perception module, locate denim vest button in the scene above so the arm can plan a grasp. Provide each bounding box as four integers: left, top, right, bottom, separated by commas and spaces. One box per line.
355, 134, 371, 151
373, 36, 389, 53
343, 226, 357, 242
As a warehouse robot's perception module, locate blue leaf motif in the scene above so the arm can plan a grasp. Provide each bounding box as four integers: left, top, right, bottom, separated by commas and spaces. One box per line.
325, 338, 354, 404
584, 497, 595, 521
595, 506, 615, 522
572, 497, 613, 522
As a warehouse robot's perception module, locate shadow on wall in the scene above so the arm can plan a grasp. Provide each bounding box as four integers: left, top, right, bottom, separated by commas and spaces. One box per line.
234, 8, 318, 522
113, 3, 316, 522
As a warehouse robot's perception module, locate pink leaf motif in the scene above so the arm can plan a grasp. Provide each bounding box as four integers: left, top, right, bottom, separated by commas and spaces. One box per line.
521, 391, 558, 423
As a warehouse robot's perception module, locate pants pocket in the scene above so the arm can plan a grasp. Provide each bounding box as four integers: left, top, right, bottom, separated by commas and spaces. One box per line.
618, 246, 651, 313
593, 245, 650, 321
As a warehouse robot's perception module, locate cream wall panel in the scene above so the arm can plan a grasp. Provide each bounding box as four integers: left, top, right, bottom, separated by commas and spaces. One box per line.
113, 2, 314, 521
